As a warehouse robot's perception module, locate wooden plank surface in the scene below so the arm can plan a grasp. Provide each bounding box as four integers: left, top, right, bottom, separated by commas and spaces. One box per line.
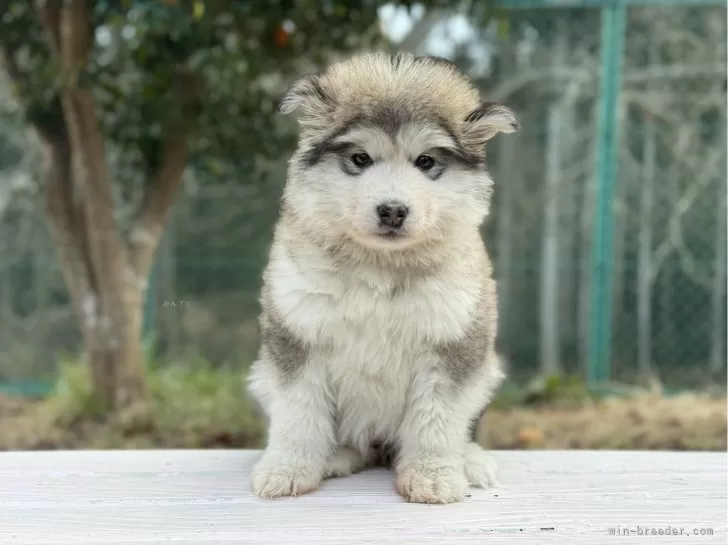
0, 449, 725, 545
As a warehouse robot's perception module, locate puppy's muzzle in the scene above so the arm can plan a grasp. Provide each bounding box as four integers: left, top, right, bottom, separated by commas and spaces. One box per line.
376, 202, 409, 229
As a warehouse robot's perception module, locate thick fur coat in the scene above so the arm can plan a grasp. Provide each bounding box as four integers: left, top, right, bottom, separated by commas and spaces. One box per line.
247, 52, 519, 504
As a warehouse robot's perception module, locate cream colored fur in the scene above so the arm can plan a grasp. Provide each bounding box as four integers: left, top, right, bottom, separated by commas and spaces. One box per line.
247, 52, 517, 504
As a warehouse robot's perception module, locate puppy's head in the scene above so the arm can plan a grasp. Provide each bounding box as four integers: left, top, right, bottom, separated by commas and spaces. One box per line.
279, 52, 518, 253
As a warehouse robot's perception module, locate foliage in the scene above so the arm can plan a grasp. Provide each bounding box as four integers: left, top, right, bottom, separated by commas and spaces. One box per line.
1, 361, 724, 451
1, 3, 723, 399
1, 0, 470, 184
0, 357, 265, 449
487, 374, 592, 410
1, 1, 382, 195
0, 0, 467, 409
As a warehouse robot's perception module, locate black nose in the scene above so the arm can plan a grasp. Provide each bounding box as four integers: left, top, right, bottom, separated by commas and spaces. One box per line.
377, 202, 409, 229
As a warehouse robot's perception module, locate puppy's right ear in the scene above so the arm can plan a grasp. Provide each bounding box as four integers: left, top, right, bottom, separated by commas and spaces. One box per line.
461, 102, 519, 148
278, 73, 335, 120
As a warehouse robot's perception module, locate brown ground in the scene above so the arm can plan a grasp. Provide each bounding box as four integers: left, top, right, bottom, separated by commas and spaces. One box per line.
1, 390, 725, 451
478, 392, 727, 451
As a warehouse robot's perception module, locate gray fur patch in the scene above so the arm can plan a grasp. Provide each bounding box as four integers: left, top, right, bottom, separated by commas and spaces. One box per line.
259, 287, 310, 380
435, 276, 497, 387
468, 407, 485, 442
301, 102, 483, 170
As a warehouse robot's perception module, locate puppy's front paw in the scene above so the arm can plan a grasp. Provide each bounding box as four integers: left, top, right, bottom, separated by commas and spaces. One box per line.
395, 459, 467, 504
251, 454, 322, 498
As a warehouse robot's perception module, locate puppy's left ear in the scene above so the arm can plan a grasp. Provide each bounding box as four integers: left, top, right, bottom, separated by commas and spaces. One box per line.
462, 102, 519, 147
278, 73, 335, 121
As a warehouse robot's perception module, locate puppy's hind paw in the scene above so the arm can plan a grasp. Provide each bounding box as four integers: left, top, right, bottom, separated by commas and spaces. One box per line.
323, 446, 368, 479
463, 442, 500, 488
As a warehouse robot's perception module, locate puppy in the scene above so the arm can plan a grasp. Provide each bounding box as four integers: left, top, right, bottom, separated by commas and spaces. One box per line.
248, 52, 518, 504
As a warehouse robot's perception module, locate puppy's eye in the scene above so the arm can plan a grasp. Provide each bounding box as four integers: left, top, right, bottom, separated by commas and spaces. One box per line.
414, 154, 435, 171
351, 152, 373, 168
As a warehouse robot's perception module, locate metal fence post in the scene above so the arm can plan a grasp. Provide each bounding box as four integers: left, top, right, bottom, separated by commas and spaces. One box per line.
587, 1, 626, 386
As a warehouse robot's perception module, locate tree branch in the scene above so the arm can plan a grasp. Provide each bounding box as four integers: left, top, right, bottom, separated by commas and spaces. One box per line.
39, 127, 98, 320
0, 47, 24, 88
35, 0, 62, 57
129, 70, 201, 277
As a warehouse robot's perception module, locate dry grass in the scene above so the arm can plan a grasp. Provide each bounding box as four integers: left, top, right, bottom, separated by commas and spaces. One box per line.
479, 392, 727, 450
0, 365, 725, 451
0, 363, 266, 450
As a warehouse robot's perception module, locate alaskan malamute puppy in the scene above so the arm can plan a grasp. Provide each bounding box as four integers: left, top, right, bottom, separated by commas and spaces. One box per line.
248, 52, 518, 504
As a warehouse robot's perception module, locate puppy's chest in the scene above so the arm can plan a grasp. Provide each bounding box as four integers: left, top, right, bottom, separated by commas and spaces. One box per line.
272, 254, 479, 368
329, 285, 427, 348
287, 277, 474, 373
317, 285, 439, 437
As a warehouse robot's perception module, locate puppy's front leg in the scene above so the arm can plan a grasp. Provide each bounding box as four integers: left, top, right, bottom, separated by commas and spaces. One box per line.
251, 360, 335, 498
395, 364, 477, 504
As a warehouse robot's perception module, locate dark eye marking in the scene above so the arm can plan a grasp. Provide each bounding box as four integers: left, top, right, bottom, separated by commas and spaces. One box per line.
352, 152, 373, 168
414, 154, 435, 171
319, 142, 374, 176
430, 146, 484, 170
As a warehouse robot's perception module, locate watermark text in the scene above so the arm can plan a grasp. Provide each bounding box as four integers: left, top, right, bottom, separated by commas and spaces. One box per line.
163, 300, 191, 308
609, 526, 715, 537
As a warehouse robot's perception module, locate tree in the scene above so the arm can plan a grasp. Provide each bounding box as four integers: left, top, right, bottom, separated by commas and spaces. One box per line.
0, 0, 447, 413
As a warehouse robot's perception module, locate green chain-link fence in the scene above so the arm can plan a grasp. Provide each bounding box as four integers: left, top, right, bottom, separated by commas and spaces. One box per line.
0, 2, 725, 394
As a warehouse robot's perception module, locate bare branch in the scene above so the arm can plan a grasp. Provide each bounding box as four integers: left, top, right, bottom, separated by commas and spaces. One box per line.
650, 149, 723, 284
34, 0, 62, 57
39, 128, 97, 314
487, 63, 724, 102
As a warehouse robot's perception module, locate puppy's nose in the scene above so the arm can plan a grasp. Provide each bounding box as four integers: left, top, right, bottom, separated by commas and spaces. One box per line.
377, 202, 409, 229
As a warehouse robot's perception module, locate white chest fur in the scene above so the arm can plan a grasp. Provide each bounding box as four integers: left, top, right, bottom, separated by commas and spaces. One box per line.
265, 243, 481, 447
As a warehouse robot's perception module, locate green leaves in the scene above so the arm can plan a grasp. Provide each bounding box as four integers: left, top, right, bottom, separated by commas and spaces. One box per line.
0, 0, 400, 180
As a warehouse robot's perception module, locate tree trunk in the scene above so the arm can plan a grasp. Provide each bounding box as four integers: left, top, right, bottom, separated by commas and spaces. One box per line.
637, 110, 656, 380
11, 0, 195, 414
494, 42, 517, 359
540, 102, 561, 376
709, 147, 726, 374
78, 286, 145, 409
660, 168, 678, 368
495, 132, 516, 357
540, 30, 569, 376
39, 126, 149, 411
577, 143, 594, 374
558, 106, 577, 359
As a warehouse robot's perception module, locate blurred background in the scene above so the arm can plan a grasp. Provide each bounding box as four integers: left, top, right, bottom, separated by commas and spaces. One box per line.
0, 0, 725, 451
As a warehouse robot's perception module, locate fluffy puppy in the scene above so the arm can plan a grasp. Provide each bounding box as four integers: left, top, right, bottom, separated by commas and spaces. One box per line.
248, 51, 519, 504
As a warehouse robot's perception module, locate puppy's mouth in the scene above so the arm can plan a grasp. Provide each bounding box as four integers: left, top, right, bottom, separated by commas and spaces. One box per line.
377, 229, 406, 240
365, 227, 422, 250
349, 226, 423, 251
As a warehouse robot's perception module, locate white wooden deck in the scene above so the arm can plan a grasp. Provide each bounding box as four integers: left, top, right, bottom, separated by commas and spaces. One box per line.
0, 449, 725, 544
